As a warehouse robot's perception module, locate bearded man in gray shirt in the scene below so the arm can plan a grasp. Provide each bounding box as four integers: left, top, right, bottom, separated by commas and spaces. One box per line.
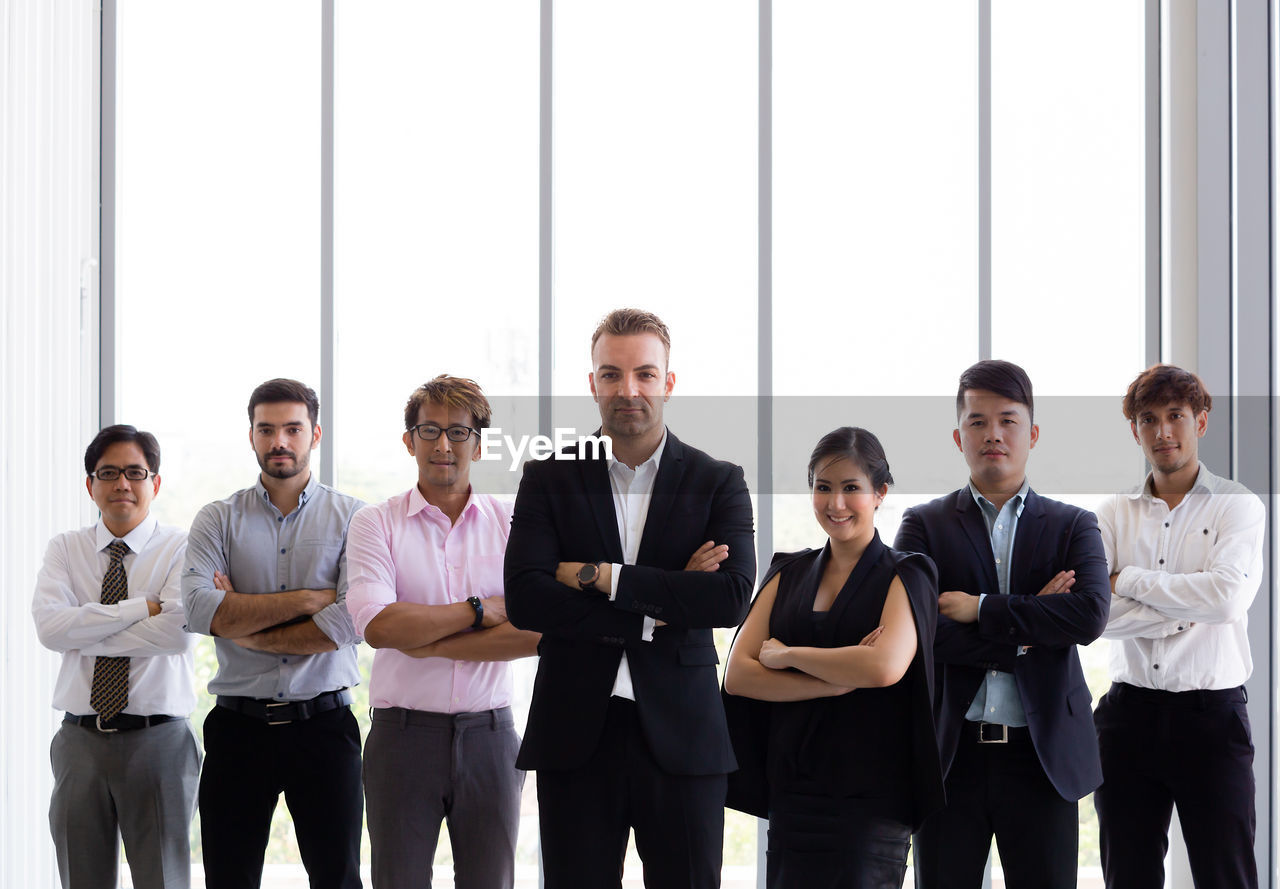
182, 378, 364, 889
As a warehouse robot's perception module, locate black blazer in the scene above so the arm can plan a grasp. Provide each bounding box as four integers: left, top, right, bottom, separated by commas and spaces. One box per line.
894, 487, 1109, 802
505, 430, 756, 776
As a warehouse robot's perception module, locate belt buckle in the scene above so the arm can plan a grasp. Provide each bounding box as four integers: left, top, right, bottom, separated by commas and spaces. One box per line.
265, 701, 293, 726
95, 714, 119, 733
977, 722, 1008, 744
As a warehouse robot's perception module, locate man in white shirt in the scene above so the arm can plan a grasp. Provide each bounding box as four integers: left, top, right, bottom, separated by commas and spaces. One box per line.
1094, 364, 1266, 889
32, 425, 199, 889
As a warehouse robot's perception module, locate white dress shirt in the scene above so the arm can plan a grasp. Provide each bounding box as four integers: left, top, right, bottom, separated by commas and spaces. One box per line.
32, 515, 196, 716
1098, 462, 1265, 691
606, 432, 665, 700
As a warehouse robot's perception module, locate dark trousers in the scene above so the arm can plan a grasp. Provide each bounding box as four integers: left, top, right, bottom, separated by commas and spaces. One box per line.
1094, 682, 1257, 889
363, 706, 523, 889
536, 696, 727, 889
199, 703, 363, 889
913, 724, 1078, 889
767, 794, 910, 889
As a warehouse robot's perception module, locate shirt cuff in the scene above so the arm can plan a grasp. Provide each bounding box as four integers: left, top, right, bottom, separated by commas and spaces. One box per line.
641, 616, 656, 642
978, 592, 986, 611
121, 596, 151, 624
609, 563, 622, 601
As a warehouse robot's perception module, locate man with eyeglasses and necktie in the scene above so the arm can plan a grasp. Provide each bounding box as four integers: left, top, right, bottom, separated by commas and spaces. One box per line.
33, 424, 200, 889
345, 375, 539, 889
182, 378, 365, 889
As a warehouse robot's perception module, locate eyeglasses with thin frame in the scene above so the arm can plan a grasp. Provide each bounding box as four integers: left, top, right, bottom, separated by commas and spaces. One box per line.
410, 423, 479, 443
90, 466, 155, 482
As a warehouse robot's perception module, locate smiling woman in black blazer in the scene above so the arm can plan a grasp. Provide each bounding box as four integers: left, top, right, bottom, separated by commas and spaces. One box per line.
725, 427, 944, 889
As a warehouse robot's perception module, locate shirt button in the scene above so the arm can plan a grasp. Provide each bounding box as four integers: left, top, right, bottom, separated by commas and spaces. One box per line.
991, 671, 998, 677
1159, 559, 1164, 565
276, 517, 283, 523
995, 558, 1001, 565
276, 692, 284, 698
1153, 664, 1160, 669
281, 658, 288, 663
1164, 522, 1170, 528
997, 524, 1003, 530
280, 548, 286, 554
280, 585, 286, 590
989, 706, 996, 713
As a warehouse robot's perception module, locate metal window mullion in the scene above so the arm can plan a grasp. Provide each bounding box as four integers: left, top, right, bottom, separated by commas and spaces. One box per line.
539, 0, 553, 439
756, 0, 773, 883
978, 0, 992, 362
1146, 0, 1162, 367
99, 0, 117, 427
320, 0, 336, 487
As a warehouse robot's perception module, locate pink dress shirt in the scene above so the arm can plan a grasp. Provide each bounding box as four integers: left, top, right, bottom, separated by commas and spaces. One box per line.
345, 487, 514, 713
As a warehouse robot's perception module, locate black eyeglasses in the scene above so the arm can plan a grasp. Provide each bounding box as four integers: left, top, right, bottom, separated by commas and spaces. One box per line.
90, 466, 154, 482
410, 423, 478, 443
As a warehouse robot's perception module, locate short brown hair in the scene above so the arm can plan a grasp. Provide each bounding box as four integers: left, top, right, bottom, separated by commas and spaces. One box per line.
590, 308, 672, 363
1122, 364, 1212, 421
403, 375, 493, 431
248, 379, 319, 428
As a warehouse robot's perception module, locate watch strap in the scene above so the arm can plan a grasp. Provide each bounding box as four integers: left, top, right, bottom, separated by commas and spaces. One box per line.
466, 596, 484, 629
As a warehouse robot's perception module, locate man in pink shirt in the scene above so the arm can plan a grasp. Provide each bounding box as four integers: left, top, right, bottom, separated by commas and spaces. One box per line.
345, 375, 540, 889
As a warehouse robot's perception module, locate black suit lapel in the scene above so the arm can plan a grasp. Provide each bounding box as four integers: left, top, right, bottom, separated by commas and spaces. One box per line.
954, 489, 999, 594
637, 432, 686, 566
581, 456, 624, 562
1009, 489, 1046, 595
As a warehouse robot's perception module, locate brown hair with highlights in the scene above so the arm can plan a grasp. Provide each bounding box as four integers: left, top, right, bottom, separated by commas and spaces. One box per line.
590, 308, 672, 364
403, 375, 493, 431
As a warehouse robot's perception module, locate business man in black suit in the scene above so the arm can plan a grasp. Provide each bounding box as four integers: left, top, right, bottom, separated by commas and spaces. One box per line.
895, 360, 1109, 889
505, 308, 755, 889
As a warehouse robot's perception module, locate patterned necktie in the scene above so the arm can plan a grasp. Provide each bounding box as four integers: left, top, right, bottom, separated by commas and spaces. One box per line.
89, 540, 131, 721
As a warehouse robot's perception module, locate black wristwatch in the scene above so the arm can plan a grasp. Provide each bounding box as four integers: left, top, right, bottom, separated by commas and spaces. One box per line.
577, 562, 602, 591
466, 596, 484, 629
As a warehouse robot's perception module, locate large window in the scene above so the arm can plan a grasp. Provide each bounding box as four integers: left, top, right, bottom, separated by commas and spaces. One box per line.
103, 2, 1153, 886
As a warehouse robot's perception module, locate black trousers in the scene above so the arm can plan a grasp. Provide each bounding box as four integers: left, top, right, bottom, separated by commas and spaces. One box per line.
1094, 682, 1257, 889
913, 724, 1078, 889
767, 793, 910, 889
536, 696, 727, 889
199, 704, 364, 889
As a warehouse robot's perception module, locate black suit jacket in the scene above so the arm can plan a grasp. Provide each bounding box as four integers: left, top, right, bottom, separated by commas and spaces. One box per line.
505, 430, 756, 776
894, 486, 1109, 801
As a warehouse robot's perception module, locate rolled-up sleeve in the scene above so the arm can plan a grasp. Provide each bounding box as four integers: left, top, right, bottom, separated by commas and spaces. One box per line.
344, 505, 397, 637
181, 503, 227, 636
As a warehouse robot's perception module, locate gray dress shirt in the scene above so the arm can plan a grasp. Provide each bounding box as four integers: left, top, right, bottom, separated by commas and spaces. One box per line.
182, 473, 363, 700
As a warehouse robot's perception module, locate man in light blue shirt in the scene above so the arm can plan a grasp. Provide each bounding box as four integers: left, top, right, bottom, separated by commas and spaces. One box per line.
896, 360, 1109, 889
182, 378, 364, 889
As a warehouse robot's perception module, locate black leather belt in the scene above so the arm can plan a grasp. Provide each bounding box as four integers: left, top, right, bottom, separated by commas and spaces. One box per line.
217, 689, 351, 725
967, 721, 1031, 744
65, 713, 180, 733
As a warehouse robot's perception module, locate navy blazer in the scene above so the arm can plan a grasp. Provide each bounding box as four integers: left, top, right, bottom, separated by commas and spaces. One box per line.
505, 430, 756, 776
894, 487, 1109, 802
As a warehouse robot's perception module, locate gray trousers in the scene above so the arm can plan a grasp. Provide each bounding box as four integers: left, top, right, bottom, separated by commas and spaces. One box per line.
49, 717, 202, 889
363, 706, 523, 889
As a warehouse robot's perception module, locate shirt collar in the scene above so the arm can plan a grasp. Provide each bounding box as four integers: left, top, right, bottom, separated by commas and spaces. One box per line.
968, 477, 1031, 517
608, 429, 668, 478
254, 471, 320, 506
95, 513, 158, 553
1134, 461, 1214, 501
406, 484, 479, 521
